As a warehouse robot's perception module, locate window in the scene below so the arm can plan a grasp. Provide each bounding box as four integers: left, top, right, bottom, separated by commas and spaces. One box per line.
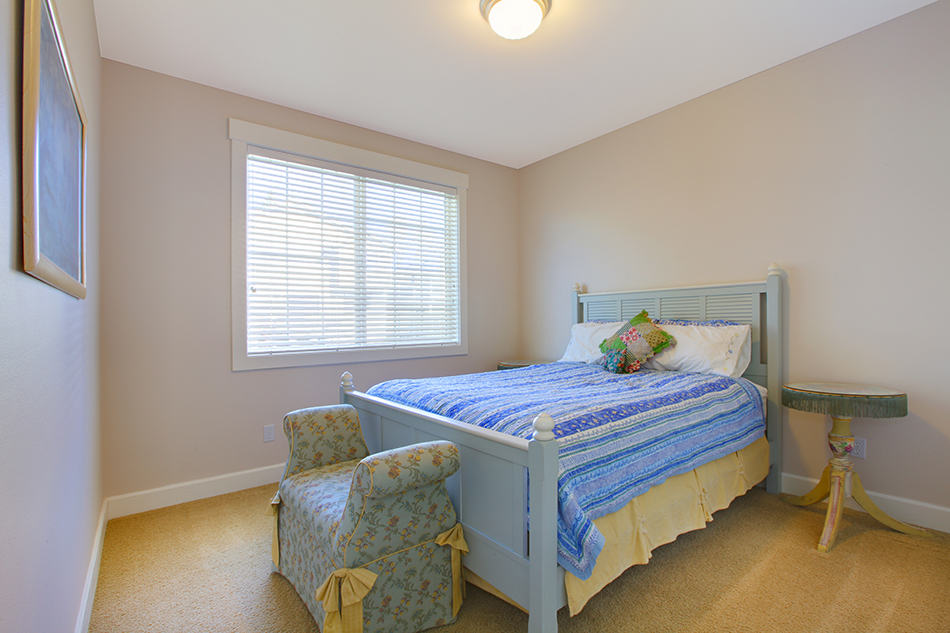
229, 120, 468, 370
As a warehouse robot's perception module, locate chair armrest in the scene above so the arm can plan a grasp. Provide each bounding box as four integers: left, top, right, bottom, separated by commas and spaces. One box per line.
351, 441, 460, 498
282, 404, 369, 478
335, 441, 461, 566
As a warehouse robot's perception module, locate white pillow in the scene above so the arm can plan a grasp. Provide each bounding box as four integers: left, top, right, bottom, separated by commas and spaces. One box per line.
558, 321, 624, 363
643, 322, 752, 378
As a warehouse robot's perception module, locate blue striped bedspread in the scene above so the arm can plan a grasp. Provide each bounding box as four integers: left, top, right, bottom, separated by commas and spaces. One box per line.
366, 362, 766, 579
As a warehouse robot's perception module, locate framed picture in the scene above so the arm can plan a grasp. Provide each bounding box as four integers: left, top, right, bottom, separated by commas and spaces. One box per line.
22, 0, 87, 299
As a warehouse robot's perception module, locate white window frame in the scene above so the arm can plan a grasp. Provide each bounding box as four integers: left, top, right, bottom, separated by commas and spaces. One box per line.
229, 119, 469, 371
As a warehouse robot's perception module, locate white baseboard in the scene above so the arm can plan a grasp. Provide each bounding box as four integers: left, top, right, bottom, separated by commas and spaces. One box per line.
105, 462, 285, 520
782, 473, 950, 534
73, 464, 284, 632
74, 501, 107, 633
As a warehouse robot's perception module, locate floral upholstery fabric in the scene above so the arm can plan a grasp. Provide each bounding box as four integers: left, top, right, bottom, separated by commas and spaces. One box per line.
276, 423, 462, 633
350, 442, 460, 498
361, 541, 454, 633
338, 442, 460, 566
279, 459, 361, 567
282, 405, 369, 478
278, 478, 343, 627
341, 476, 458, 568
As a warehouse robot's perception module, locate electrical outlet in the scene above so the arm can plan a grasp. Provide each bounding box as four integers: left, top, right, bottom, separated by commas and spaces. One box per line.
852, 437, 867, 460
263, 424, 275, 443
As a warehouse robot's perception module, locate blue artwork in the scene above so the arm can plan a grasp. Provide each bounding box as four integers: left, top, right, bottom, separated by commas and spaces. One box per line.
36, 0, 82, 281
23, 0, 86, 298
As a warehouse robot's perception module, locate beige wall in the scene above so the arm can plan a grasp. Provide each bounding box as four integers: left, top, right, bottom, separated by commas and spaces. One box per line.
519, 1, 950, 506
0, 0, 101, 630
99, 60, 521, 496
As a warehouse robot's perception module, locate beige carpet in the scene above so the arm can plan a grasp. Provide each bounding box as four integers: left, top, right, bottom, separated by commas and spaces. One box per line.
89, 484, 950, 633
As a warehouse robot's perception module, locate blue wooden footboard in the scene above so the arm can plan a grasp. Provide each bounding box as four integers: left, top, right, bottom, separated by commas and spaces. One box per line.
341, 373, 562, 632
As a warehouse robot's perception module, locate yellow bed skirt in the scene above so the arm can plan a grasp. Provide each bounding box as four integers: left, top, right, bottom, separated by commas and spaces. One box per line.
465, 436, 771, 616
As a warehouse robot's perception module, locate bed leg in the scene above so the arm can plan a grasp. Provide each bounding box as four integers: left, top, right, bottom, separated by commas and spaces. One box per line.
528, 414, 559, 633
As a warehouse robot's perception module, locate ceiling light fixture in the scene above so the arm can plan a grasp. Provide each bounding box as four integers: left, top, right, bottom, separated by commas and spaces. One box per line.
480, 0, 551, 40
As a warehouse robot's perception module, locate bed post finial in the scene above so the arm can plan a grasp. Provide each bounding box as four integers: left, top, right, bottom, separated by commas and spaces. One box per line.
768, 263, 782, 277
532, 413, 556, 441
340, 371, 354, 392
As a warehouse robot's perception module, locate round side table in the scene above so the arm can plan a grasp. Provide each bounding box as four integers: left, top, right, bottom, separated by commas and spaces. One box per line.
782, 382, 928, 552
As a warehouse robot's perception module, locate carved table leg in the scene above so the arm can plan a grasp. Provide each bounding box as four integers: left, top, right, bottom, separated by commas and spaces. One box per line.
788, 464, 831, 506
790, 415, 929, 550
817, 468, 847, 552
816, 416, 855, 552
851, 473, 929, 537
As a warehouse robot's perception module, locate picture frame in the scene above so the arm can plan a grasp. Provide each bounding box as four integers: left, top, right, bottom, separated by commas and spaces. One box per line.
22, 0, 87, 299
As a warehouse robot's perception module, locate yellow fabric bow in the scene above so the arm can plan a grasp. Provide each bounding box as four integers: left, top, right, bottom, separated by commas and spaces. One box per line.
435, 523, 470, 616
270, 493, 281, 568
315, 567, 378, 633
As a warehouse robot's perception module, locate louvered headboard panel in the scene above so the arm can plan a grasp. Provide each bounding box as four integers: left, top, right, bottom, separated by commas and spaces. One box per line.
572, 268, 785, 493
578, 281, 770, 383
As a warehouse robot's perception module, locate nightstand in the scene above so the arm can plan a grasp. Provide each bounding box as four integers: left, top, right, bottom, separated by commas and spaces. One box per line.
782, 382, 928, 552
496, 360, 545, 370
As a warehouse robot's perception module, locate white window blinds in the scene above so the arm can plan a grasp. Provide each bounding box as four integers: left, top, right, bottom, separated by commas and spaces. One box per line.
244, 148, 461, 356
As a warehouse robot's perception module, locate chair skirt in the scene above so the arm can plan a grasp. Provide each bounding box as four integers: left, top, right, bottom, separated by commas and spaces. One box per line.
276, 471, 457, 633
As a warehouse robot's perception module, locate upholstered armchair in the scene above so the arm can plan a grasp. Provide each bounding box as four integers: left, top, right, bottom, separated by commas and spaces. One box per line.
271, 404, 467, 633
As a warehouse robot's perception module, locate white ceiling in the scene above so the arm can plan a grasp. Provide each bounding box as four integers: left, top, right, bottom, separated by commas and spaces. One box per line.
92, 0, 936, 168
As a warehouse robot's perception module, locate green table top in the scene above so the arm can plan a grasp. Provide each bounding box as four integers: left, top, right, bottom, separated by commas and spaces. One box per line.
782, 382, 907, 418
783, 382, 905, 397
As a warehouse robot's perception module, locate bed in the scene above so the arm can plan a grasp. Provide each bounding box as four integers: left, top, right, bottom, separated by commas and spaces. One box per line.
339, 268, 785, 633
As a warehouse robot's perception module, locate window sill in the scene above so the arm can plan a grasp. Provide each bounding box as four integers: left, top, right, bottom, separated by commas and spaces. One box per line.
232, 343, 468, 371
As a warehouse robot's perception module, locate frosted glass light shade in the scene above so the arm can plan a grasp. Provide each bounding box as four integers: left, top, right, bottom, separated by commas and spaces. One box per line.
481, 0, 550, 40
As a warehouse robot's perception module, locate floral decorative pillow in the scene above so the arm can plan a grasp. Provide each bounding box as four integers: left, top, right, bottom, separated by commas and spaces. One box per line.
601, 348, 642, 374
599, 311, 675, 373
